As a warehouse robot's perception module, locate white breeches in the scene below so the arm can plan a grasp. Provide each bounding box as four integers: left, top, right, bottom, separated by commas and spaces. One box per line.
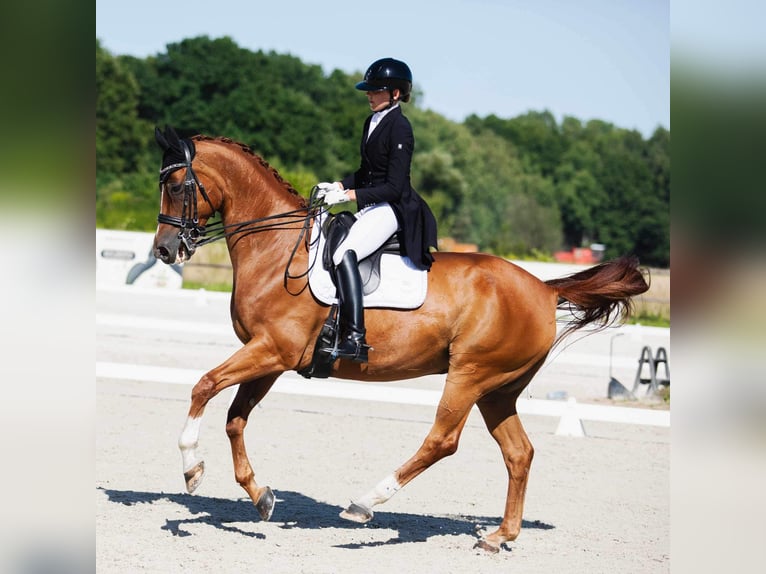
333, 202, 399, 266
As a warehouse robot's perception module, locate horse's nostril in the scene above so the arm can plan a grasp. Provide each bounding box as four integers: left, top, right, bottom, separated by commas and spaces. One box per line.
156, 246, 170, 261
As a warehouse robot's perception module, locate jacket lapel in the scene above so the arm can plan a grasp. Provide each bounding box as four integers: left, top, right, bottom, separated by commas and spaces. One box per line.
364, 106, 401, 148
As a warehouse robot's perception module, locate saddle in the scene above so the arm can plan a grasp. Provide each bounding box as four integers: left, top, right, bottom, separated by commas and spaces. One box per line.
321, 211, 401, 295
299, 212, 404, 379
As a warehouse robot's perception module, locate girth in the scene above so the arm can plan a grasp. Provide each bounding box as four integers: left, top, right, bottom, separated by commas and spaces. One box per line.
322, 211, 401, 296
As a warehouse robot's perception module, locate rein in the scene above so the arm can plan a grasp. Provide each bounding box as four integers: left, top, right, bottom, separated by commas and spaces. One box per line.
157, 140, 326, 291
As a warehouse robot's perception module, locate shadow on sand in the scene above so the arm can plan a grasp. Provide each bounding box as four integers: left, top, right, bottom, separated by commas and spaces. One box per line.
98, 486, 554, 550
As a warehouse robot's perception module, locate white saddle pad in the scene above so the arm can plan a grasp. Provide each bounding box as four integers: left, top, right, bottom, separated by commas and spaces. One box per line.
307, 211, 427, 309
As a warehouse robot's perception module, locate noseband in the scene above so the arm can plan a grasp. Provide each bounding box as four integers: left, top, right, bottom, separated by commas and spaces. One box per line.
157, 140, 215, 255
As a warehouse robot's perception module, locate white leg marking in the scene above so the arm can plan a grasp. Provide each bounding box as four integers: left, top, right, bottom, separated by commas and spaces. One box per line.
354, 474, 401, 512
179, 416, 202, 472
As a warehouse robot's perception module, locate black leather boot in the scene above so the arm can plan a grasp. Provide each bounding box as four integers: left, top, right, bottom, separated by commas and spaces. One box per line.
326, 250, 369, 363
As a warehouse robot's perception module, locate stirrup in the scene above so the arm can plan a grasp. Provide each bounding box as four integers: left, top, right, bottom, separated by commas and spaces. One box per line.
335, 339, 371, 363
321, 336, 371, 363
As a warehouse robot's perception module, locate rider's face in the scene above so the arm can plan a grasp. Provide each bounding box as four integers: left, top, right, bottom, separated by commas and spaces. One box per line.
367, 89, 399, 112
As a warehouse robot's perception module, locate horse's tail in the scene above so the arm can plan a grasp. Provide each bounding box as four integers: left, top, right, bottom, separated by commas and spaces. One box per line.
545, 255, 650, 345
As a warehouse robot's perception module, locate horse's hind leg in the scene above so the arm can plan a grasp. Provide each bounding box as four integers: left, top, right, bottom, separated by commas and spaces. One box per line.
473, 374, 541, 553
340, 381, 475, 523
225, 376, 279, 520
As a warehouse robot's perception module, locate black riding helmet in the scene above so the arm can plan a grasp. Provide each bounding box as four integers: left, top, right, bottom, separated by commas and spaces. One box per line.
355, 58, 412, 103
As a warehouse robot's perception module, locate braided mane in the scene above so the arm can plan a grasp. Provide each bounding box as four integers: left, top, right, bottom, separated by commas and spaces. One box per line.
192, 135, 306, 206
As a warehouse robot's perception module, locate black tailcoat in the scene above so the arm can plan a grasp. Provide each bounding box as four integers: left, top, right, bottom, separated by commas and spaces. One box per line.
341, 106, 438, 270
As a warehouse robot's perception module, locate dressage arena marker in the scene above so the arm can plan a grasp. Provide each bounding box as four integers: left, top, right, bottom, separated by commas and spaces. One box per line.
95, 361, 669, 429
555, 397, 587, 437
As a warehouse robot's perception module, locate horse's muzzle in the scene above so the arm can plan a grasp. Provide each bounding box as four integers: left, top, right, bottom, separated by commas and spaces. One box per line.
154, 243, 176, 264
154, 232, 188, 265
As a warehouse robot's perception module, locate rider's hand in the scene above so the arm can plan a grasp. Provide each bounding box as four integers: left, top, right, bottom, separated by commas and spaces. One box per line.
323, 188, 350, 205
315, 181, 342, 198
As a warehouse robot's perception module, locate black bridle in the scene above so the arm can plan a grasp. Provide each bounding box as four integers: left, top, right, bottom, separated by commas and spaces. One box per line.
157, 140, 214, 256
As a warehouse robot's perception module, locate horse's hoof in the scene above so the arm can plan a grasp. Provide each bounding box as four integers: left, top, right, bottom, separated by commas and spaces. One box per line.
183, 461, 205, 494
473, 539, 501, 554
256, 486, 275, 521
339, 502, 373, 523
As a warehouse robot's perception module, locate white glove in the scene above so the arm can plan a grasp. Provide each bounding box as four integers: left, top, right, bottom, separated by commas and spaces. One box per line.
315, 181, 342, 198
323, 187, 350, 205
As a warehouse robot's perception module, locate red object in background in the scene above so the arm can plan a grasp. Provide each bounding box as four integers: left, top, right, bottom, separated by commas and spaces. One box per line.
554, 244, 605, 264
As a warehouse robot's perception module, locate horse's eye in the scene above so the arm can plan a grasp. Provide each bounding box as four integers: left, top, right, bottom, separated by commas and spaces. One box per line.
167, 182, 183, 195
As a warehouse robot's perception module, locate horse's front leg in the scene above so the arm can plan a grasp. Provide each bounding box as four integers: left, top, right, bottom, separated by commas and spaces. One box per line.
178, 371, 218, 494
225, 375, 280, 520
177, 341, 284, 498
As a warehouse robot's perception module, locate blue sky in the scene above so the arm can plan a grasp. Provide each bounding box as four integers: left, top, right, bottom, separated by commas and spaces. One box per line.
96, 0, 669, 137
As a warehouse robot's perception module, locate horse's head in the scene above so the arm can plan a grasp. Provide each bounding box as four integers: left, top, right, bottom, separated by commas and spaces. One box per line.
153, 126, 218, 264
153, 126, 315, 269
153, 126, 214, 264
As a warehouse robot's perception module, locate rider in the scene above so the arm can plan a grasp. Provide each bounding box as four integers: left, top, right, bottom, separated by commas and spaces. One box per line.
317, 57, 438, 363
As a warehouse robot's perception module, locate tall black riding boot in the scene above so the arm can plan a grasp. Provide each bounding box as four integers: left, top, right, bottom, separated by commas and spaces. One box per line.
331, 250, 369, 363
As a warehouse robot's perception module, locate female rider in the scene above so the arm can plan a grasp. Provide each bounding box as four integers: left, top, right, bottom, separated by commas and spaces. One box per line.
317, 57, 438, 363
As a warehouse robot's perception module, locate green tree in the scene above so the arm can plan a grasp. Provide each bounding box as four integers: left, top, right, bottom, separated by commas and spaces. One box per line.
466, 110, 565, 178
553, 140, 606, 247
95, 39, 150, 176
95, 35, 669, 266
411, 149, 465, 231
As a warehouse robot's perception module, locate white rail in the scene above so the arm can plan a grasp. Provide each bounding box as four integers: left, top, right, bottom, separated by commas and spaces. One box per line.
95, 361, 669, 428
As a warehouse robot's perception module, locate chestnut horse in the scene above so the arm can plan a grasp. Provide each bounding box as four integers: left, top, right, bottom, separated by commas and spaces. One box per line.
152, 127, 649, 553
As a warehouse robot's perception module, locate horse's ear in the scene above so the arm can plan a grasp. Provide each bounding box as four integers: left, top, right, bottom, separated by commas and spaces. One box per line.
155, 126, 169, 151
165, 125, 182, 150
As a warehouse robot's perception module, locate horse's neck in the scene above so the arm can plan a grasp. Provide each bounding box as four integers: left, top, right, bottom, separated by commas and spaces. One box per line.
200, 142, 308, 289
221, 179, 307, 278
